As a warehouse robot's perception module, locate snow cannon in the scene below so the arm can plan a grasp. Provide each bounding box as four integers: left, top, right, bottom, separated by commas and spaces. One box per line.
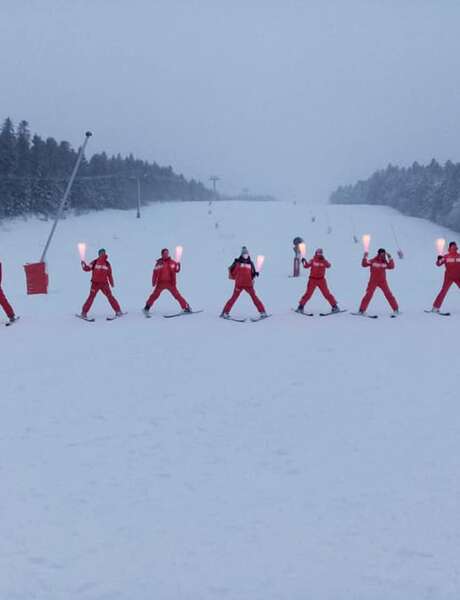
24, 262, 48, 295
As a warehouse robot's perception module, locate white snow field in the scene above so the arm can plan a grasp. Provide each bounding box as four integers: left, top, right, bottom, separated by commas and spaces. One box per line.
1, 200, 460, 600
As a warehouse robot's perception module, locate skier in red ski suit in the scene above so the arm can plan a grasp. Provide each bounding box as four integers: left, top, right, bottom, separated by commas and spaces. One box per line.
221, 246, 267, 318
359, 248, 399, 314
0, 262, 17, 323
296, 248, 339, 313
80, 249, 122, 318
143, 248, 190, 314
432, 241, 460, 311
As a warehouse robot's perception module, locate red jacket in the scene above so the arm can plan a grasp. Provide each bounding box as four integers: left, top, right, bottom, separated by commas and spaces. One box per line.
83, 256, 114, 286
302, 256, 331, 279
362, 254, 394, 283
153, 257, 180, 286
437, 251, 460, 278
229, 257, 256, 287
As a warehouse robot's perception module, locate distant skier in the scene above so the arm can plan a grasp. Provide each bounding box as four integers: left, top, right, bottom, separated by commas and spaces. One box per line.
358, 248, 399, 315
221, 246, 267, 318
296, 248, 340, 313
431, 241, 460, 312
0, 262, 17, 324
143, 248, 190, 315
80, 249, 123, 318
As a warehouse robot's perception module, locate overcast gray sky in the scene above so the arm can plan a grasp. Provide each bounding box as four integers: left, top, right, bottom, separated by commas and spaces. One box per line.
1, 0, 459, 201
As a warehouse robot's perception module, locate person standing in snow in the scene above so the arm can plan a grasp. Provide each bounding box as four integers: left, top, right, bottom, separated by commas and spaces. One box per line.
0, 262, 17, 324
221, 246, 267, 318
80, 248, 123, 318
431, 241, 460, 312
296, 248, 340, 313
358, 248, 399, 315
143, 248, 191, 315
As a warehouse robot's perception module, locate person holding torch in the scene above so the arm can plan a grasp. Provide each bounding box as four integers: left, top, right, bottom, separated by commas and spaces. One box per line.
431, 240, 460, 312
143, 247, 191, 315
221, 246, 267, 318
358, 238, 399, 315
80, 247, 123, 319
296, 248, 340, 313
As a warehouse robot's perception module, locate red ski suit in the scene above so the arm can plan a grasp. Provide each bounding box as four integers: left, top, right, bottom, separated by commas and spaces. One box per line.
145, 257, 189, 309
359, 254, 398, 312
223, 257, 266, 314
0, 263, 15, 319
433, 251, 460, 308
299, 256, 337, 307
82, 256, 121, 315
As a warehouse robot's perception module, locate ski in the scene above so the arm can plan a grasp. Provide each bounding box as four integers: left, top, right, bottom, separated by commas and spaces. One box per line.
424, 309, 450, 316
351, 312, 378, 319
292, 309, 314, 317
250, 314, 272, 322
5, 316, 20, 327
163, 310, 204, 319
106, 312, 127, 321
75, 314, 95, 322
319, 309, 347, 317
220, 315, 247, 322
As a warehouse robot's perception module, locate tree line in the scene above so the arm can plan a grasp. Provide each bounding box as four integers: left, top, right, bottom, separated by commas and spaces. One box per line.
330, 159, 460, 232
0, 117, 213, 218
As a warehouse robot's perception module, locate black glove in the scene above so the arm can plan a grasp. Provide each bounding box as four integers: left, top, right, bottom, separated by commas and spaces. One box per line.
301, 258, 307, 266
437, 255, 443, 261
255, 272, 260, 277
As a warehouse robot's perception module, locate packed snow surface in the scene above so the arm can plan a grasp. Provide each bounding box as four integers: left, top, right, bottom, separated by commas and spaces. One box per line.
1, 201, 459, 599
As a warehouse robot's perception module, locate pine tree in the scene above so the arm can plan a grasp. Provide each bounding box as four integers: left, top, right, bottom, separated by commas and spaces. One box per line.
0, 117, 17, 175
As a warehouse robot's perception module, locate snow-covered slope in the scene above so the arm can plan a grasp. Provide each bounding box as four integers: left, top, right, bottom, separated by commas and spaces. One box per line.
1, 201, 459, 599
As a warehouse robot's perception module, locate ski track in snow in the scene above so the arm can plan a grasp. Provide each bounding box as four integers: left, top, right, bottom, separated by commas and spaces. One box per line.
1, 201, 459, 599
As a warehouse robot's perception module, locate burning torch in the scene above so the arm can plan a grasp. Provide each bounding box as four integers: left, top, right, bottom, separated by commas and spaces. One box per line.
436, 238, 446, 257
175, 245, 183, 263
362, 234, 371, 254
78, 242, 87, 265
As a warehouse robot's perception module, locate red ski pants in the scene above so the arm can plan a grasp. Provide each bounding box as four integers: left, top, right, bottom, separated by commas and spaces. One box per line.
0, 287, 14, 319
146, 284, 189, 310
82, 283, 121, 315
359, 281, 398, 312
433, 277, 460, 309
223, 285, 265, 314
300, 278, 336, 307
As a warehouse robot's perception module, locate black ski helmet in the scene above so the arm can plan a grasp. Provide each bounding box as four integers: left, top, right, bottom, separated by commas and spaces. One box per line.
293, 236, 304, 246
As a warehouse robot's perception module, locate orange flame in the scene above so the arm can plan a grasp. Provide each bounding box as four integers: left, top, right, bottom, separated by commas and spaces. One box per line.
436, 238, 446, 255
78, 242, 87, 261
298, 242, 306, 258
256, 255, 265, 271
362, 234, 371, 252
175, 245, 183, 262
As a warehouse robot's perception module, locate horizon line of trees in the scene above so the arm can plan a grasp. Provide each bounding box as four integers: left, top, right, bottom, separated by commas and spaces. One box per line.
0, 117, 213, 218
330, 159, 460, 232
